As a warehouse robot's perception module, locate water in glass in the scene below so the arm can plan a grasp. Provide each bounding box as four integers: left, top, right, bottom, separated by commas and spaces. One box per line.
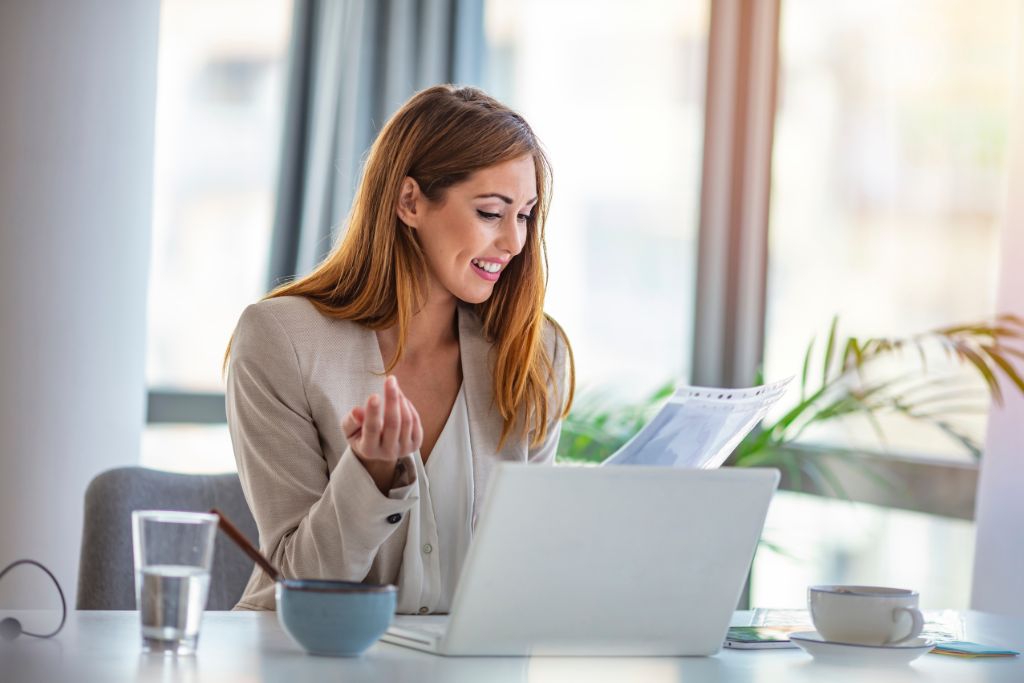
139, 564, 212, 653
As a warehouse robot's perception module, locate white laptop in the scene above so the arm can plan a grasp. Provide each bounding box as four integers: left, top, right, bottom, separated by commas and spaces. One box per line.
381, 464, 779, 656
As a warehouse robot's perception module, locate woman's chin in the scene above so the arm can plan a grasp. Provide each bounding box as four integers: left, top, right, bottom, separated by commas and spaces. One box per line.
453, 281, 497, 305
458, 290, 494, 305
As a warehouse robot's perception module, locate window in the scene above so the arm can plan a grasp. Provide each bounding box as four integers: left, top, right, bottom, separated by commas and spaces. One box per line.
763, 0, 1018, 460
141, 3, 1018, 613
752, 0, 1020, 609
142, 0, 294, 472
753, 491, 975, 608
484, 0, 710, 401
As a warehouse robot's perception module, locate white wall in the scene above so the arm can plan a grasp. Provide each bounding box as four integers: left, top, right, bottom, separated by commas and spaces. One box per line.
0, 0, 159, 608
971, 11, 1024, 616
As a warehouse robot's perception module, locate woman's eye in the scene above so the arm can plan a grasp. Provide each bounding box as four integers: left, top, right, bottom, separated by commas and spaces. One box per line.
477, 210, 501, 220
517, 213, 532, 222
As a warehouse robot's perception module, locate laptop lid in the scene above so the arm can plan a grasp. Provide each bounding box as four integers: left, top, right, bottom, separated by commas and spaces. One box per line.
440, 464, 779, 656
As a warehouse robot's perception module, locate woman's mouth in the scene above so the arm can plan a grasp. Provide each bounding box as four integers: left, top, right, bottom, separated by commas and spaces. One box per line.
471, 258, 504, 282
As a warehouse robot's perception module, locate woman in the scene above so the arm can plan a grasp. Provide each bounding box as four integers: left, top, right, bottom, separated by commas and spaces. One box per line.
226, 85, 575, 613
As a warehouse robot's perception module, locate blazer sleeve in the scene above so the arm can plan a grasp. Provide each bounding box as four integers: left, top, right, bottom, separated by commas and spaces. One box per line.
226, 303, 418, 583
527, 319, 569, 465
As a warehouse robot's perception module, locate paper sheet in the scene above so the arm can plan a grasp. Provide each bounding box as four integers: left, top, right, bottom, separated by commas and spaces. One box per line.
602, 378, 792, 469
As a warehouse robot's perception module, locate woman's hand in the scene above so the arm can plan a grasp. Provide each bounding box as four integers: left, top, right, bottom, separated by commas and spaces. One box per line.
342, 376, 423, 492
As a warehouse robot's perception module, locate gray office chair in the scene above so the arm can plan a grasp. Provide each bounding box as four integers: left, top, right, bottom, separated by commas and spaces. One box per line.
77, 467, 258, 610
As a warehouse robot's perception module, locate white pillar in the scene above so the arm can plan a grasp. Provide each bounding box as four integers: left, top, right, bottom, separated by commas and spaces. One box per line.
971, 12, 1024, 617
0, 0, 159, 608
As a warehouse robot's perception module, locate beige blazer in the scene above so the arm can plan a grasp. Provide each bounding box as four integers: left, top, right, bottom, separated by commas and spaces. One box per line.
226, 295, 567, 610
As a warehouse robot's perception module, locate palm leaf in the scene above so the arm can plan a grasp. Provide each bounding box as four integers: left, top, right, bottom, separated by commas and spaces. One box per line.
997, 346, 1024, 363
892, 374, 983, 401
981, 344, 1024, 396
889, 402, 983, 458
893, 386, 988, 408
785, 378, 902, 442
821, 316, 839, 388
907, 405, 990, 418
800, 337, 815, 403
949, 340, 1003, 404
842, 337, 863, 374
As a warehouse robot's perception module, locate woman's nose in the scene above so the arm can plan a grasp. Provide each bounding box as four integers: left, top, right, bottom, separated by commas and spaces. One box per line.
496, 215, 526, 255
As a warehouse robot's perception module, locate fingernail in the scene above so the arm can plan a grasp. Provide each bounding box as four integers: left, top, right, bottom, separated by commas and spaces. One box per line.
369, 395, 379, 407
389, 375, 398, 387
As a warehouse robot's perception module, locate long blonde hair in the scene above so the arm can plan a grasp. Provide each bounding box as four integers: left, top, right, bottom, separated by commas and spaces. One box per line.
227, 85, 574, 448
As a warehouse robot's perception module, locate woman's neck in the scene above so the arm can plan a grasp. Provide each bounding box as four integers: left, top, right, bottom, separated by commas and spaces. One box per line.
378, 282, 459, 364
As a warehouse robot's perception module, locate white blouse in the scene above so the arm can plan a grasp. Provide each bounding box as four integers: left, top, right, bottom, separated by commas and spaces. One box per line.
395, 384, 474, 614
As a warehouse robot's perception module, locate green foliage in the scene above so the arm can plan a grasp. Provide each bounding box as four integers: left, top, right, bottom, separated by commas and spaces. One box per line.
557, 315, 1024, 492
555, 381, 675, 464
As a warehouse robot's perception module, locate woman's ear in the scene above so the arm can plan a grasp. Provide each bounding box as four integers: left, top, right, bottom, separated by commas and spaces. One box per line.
396, 177, 423, 228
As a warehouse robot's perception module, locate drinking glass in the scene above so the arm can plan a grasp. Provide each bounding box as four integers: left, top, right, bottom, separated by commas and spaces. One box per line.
131, 510, 218, 655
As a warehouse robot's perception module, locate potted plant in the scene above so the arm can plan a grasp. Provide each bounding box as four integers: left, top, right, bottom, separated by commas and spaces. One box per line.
557, 314, 1024, 492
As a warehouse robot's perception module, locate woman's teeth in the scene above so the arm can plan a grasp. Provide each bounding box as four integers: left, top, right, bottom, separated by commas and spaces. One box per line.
472, 258, 502, 273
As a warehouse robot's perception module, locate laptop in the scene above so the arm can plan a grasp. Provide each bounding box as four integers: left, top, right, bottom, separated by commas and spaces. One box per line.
381, 464, 779, 656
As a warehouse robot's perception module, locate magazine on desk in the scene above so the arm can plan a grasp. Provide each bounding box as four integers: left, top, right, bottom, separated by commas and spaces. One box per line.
601, 378, 792, 469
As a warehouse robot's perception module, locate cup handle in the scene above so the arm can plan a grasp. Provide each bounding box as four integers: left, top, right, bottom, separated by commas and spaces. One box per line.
886, 606, 925, 645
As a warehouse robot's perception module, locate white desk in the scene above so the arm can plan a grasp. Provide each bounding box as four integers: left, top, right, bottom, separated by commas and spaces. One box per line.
3, 610, 1022, 682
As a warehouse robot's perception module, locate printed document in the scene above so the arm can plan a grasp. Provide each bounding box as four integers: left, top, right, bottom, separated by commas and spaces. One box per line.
602, 378, 791, 469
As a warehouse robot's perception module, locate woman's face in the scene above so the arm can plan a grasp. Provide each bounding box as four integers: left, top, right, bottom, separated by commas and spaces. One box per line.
399, 155, 538, 305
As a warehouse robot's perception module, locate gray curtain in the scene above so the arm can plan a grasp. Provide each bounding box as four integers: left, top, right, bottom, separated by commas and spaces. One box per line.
267, 0, 485, 286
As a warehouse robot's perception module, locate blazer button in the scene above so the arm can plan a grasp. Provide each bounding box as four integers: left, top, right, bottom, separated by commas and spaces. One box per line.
419, 606, 429, 614
386, 513, 402, 524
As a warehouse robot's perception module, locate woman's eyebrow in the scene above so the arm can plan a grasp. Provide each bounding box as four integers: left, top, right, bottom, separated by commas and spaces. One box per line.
474, 193, 539, 206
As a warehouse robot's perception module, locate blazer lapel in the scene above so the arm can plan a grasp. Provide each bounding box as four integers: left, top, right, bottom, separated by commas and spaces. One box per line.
457, 305, 507, 529
358, 321, 388, 408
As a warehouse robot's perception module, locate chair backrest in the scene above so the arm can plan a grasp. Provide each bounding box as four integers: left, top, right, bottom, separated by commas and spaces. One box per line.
77, 467, 258, 610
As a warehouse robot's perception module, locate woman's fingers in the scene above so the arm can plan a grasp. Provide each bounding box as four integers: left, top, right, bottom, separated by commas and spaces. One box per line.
353, 379, 420, 462
341, 407, 364, 440
362, 393, 383, 450
381, 376, 400, 448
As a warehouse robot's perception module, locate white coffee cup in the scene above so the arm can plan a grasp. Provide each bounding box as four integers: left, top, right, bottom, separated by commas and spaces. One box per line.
808, 585, 925, 646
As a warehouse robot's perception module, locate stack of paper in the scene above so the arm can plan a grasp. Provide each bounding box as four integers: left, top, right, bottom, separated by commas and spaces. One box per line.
602, 378, 791, 469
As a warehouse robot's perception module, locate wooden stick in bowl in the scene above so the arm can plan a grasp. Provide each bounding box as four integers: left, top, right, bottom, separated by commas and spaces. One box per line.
210, 508, 281, 582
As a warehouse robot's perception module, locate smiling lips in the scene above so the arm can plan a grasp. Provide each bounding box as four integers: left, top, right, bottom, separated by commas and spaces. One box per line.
471, 257, 505, 282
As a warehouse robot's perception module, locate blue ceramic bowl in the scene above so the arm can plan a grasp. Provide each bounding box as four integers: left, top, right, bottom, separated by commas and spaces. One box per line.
275, 579, 396, 656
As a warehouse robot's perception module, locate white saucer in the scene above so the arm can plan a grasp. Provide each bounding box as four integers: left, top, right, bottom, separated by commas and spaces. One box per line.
789, 631, 935, 665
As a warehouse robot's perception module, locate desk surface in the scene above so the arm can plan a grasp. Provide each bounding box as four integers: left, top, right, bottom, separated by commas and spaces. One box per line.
3, 609, 1022, 682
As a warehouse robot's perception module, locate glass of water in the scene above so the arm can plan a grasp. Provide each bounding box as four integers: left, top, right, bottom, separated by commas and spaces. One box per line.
131, 510, 218, 655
